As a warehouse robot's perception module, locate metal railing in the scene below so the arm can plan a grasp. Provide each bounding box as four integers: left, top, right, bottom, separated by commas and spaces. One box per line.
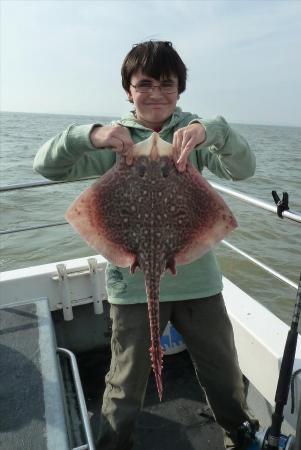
222, 240, 298, 291
1, 178, 300, 290
0, 178, 97, 192
0, 178, 98, 235
209, 181, 301, 224
57, 347, 95, 450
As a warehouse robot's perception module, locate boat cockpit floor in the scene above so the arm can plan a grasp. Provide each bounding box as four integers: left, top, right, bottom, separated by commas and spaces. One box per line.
77, 349, 226, 450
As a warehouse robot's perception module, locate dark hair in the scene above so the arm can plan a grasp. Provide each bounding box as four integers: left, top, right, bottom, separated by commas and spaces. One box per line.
121, 41, 187, 94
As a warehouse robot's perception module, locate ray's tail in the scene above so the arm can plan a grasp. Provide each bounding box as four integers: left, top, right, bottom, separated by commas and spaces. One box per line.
145, 273, 164, 401
148, 296, 164, 401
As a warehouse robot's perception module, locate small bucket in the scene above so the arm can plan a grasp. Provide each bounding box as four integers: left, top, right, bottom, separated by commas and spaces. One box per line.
160, 321, 186, 355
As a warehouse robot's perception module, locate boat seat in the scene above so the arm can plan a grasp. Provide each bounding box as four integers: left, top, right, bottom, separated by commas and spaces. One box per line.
0, 297, 69, 450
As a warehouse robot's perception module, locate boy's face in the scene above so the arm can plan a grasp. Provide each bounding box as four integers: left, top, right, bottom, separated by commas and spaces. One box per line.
127, 70, 179, 129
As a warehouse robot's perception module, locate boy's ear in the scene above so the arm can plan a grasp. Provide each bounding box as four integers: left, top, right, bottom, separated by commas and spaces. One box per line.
126, 91, 133, 103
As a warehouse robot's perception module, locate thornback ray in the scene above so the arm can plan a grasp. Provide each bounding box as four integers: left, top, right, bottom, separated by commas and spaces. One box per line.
65, 132, 237, 401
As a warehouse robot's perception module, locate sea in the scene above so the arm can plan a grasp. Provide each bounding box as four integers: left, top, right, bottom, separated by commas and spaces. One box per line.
0, 111, 300, 325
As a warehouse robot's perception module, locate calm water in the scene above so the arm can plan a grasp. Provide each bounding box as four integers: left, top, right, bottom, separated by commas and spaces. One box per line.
0, 111, 300, 324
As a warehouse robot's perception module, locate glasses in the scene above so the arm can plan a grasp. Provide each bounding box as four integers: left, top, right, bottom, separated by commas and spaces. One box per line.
130, 81, 178, 94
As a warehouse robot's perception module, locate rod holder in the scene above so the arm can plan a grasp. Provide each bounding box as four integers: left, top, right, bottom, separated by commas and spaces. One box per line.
56, 263, 74, 321
88, 258, 104, 315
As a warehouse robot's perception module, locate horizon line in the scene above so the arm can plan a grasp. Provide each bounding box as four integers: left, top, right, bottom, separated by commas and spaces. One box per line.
1, 109, 300, 129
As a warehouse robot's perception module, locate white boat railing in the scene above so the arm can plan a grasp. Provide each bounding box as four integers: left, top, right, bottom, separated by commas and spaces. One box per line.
210, 181, 301, 224
0, 178, 97, 192
1, 178, 300, 291
221, 240, 298, 291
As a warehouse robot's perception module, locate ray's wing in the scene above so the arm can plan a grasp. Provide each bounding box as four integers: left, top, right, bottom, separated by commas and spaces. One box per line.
65, 174, 136, 268
173, 163, 237, 266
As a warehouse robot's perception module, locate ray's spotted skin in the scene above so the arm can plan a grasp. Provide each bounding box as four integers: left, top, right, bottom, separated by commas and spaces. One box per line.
65, 133, 237, 400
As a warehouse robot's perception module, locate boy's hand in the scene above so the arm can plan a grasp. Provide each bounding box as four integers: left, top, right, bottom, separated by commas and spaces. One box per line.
172, 123, 206, 172
90, 125, 134, 164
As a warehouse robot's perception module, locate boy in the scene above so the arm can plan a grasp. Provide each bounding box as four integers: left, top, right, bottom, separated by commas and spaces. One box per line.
34, 41, 258, 450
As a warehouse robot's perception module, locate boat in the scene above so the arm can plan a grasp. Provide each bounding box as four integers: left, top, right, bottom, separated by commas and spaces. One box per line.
0, 180, 300, 450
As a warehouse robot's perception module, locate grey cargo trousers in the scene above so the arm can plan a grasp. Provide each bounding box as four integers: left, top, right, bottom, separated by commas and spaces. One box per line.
96, 294, 252, 450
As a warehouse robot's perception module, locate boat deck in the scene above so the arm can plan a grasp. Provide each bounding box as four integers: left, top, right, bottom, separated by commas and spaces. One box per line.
77, 348, 226, 450
0, 297, 225, 449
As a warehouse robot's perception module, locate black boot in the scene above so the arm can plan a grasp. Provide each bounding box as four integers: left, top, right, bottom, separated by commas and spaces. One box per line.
225, 419, 260, 449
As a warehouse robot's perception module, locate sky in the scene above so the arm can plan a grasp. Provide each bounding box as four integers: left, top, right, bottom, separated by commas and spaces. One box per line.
1, 0, 301, 126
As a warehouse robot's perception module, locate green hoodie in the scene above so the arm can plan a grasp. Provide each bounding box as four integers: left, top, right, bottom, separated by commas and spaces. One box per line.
33, 107, 255, 304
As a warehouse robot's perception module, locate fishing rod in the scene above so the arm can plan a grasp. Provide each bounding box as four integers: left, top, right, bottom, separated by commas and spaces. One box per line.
244, 272, 301, 450
264, 271, 301, 449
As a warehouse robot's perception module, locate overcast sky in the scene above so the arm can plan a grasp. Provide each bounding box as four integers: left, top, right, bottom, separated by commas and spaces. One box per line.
1, 0, 301, 126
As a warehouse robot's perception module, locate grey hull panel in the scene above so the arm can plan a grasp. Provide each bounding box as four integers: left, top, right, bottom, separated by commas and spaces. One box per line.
0, 298, 69, 450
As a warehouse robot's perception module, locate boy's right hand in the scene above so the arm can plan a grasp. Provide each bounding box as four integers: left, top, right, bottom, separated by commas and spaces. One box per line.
90, 124, 134, 164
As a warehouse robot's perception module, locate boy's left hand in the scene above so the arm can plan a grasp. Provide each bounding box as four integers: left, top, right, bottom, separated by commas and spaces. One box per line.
172, 123, 206, 172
